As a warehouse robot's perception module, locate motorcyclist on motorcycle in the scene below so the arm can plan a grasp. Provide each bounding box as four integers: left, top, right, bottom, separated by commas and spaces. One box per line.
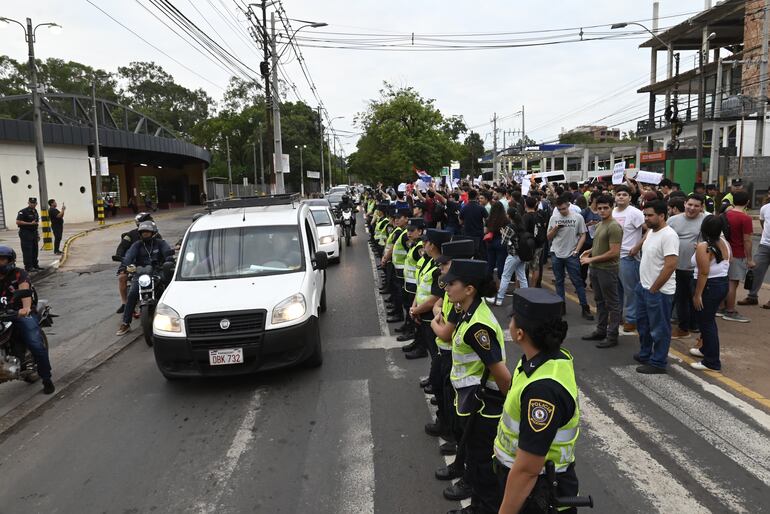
116, 222, 174, 336
0, 246, 54, 394
336, 194, 357, 236
114, 213, 161, 315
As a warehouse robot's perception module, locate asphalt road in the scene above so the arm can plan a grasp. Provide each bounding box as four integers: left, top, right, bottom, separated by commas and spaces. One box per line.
0, 211, 769, 513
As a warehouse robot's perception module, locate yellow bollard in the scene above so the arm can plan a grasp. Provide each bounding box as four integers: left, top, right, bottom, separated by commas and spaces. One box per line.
40, 208, 53, 251
97, 197, 105, 226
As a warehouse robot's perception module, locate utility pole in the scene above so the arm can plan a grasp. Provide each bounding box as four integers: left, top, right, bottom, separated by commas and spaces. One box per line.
755, 0, 770, 156
492, 113, 498, 181
92, 80, 104, 225
521, 105, 526, 150
270, 11, 285, 194
253, 2, 274, 193
296, 144, 305, 197
253, 142, 258, 192
26, 18, 52, 250
226, 135, 233, 197
318, 106, 325, 194
327, 133, 333, 188
258, 125, 265, 192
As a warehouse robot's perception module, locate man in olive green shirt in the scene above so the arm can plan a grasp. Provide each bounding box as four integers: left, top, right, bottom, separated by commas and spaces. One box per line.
580, 194, 623, 347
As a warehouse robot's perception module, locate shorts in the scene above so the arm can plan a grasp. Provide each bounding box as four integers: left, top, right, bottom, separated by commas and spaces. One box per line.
533, 247, 544, 267
728, 257, 748, 281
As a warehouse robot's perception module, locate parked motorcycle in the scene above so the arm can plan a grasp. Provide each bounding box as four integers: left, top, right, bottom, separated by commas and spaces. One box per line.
128, 262, 174, 347
0, 290, 53, 384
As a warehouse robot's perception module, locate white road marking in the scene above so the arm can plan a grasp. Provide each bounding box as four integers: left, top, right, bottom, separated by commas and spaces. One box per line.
346, 335, 409, 350
596, 384, 749, 512
613, 366, 770, 487
580, 391, 711, 513
366, 242, 389, 337
195, 389, 262, 514
668, 364, 770, 432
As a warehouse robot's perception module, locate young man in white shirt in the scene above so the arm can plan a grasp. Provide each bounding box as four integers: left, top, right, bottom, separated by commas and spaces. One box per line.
612, 185, 646, 333
634, 200, 679, 374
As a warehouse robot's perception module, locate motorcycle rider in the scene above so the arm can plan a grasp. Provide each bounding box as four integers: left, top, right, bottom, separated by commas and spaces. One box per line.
116, 222, 174, 336
336, 194, 358, 237
0, 246, 54, 394
114, 213, 158, 314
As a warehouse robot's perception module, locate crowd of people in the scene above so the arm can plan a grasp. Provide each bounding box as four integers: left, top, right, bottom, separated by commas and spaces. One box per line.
358, 173, 768, 513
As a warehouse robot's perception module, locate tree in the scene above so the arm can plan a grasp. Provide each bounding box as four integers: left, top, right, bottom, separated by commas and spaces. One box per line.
514, 135, 537, 149
348, 82, 463, 184
559, 131, 597, 144
459, 131, 485, 173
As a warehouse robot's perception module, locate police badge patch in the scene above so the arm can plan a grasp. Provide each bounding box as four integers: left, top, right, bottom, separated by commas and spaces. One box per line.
474, 329, 491, 350
528, 399, 555, 432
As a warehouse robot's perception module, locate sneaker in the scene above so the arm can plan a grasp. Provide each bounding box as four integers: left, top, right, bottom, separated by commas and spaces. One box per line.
494, 298, 503, 307
636, 364, 666, 374
116, 304, 126, 314
689, 348, 705, 358
116, 323, 131, 336
715, 309, 727, 318
42, 379, 55, 395
737, 297, 758, 306
484, 296, 496, 304
690, 361, 720, 372
671, 328, 690, 339
722, 311, 750, 323
632, 353, 648, 364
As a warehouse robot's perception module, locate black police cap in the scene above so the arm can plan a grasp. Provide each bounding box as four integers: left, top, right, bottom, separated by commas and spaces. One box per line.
28, 197, 37, 204
436, 239, 475, 264
394, 207, 411, 218
512, 288, 563, 320
422, 228, 452, 246
407, 217, 426, 230
440, 258, 487, 285
387, 205, 398, 216
732, 178, 743, 186
376, 202, 390, 212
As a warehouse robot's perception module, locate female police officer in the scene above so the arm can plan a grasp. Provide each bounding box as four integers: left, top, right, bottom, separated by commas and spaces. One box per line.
441, 258, 511, 514
495, 288, 581, 514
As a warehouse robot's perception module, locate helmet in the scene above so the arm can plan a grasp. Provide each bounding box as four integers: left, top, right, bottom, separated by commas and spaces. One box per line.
341, 194, 350, 203
135, 212, 153, 226
0, 245, 16, 274
137, 221, 158, 234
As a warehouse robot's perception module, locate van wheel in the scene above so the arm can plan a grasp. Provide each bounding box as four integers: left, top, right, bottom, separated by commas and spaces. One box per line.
305, 319, 323, 368
320, 287, 327, 313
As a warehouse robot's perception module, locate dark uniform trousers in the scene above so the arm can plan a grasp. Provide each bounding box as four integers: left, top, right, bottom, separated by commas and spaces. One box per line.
494, 461, 578, 514
430, 349, 452, 429
460, 407, 503, 514
391, 271, 405, 314
18, 230, 39, 269
402, 290, 415, 330
383, 261, 394, 290
52, 224, 63, 254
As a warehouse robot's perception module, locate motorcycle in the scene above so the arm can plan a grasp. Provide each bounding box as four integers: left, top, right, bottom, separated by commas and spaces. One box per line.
341, 208, 353, 247
128, 262, 174, 347
0, 290, 53, 384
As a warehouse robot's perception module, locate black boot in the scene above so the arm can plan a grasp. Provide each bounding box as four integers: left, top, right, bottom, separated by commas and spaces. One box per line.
581, 305, 595, 321
405, 347, 428, 359
401, 341, 418, 352
443, 478, 473, 501
435, 463, 464, 481
396, 332, 415, 342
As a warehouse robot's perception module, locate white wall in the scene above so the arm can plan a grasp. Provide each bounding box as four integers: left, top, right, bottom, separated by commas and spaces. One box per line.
0, 142, 94, 226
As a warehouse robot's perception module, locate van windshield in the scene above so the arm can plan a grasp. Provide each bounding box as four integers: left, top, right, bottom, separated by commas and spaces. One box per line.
178, 226, 304, 280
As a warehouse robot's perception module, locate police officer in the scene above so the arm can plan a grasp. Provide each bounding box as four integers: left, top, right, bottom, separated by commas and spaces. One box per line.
395, 217, 425, 343
0, 246, 55, 394
441, 258, 511, 514
495, 288, 580, 514
116, 221, 174, 336
693, 182, 715, 214
382, 208, 410, 323
16, 198, 41, 272
113, 213, 156, 314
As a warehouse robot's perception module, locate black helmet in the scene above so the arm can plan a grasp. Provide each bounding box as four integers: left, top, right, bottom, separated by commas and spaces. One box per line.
0, 245, 16, 274
137, 221, 158, 234
135, 212, 153, 226
341, 194, 350, 203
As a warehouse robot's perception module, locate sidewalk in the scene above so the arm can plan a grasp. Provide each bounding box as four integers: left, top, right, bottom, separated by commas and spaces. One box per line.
540, 265, 770, 410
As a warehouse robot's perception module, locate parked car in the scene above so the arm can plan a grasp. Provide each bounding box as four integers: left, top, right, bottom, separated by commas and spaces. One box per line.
304, 200, 341, 264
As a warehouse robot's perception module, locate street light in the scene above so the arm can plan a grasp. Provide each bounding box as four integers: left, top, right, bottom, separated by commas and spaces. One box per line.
295, 144, 306, 197
1, 17, 61, 251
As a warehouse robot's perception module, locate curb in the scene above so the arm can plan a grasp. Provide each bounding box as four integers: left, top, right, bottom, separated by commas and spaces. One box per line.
57, 218, 135, 268
0, 329, 144, 441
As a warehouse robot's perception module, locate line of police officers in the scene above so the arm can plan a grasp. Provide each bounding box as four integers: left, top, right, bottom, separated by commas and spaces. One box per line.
362, 190, 587, 514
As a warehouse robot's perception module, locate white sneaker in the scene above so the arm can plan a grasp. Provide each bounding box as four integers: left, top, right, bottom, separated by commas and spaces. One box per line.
495, 299, 503, 307
484, 297, 496, 304
690, 361, 719, 372
689, 348, 704, 358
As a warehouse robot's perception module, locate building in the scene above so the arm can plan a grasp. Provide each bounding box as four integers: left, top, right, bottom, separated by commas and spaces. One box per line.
0, 93, 211, 228
559, 125, 622, 143
636, 0, 770, 200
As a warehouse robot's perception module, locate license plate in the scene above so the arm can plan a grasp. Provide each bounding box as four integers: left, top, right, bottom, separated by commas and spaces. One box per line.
208, 348, 243, 366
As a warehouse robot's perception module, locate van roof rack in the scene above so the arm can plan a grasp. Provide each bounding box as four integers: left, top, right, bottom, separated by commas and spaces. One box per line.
205, 194, 301, 212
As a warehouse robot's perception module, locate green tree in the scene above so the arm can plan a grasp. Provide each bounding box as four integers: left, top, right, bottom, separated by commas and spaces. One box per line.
559, 131, 597, 144
459, 131, 485, 174
514, 135, 537, 149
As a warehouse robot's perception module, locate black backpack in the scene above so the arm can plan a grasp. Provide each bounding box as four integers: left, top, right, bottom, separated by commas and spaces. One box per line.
533, 209, 550, 248
505, 225, 535, 262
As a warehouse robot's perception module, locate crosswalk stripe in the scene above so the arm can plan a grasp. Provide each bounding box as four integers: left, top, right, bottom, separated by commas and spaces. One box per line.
580, 391, 711, 513
612, 366, 770, 487
590, 383, 749, 513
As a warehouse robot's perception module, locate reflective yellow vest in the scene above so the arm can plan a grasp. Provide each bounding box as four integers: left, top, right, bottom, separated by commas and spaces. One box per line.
435, 292, 458, 351
450, 301, 505, 393
414, 257, 439, 305
404, 241, 423, 289
393, 230, 408, 270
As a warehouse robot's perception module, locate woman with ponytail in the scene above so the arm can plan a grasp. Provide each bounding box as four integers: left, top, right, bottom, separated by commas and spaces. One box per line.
495, 288, 581, 514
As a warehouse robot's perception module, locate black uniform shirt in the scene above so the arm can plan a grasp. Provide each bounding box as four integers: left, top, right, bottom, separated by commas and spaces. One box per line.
16, 207, 39, 232
48, 208, 63, 229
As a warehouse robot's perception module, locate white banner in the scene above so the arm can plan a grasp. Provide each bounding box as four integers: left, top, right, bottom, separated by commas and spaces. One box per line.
306, 170, 320, 179
89, 157, 109, 176
612, 160, 626, 185
636, 170, 663, 185
521, 179, 531, 197
273, 153, 290, 174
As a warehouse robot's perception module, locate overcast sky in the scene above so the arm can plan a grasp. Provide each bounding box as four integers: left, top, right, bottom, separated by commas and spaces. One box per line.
2, 0, 711, 156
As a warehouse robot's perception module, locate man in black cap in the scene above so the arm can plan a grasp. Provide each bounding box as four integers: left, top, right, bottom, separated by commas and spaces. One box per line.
721, 178, 743, 211
693, 182, 715, 214
16, 198, 41, 272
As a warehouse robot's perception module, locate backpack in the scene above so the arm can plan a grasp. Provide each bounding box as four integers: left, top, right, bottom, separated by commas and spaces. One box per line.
720, 211, 732, 241
504, 225, 535, 262
532, 209, 550, 248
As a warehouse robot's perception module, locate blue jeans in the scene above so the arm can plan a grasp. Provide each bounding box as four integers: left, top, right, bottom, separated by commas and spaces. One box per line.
13, 313, 52, 380
695, 276, 728, 370
551, 254, 588, 306
497, 254, 528, 301
618, 256, 640, 324
486, 237, 507, 281
122, 277, 140, 325
635, 284, 674, 369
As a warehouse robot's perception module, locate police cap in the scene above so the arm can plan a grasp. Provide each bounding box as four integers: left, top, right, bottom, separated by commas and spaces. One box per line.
440, 258, 487, 286
512, 288, 563, 320
436, 239, 475, 264
28, 197, 37, 204
407, 217, 426, 230
376, 202, 390, 213
731, 178, 744, 186
394, 207, 411, 219
421, 228, 452, 246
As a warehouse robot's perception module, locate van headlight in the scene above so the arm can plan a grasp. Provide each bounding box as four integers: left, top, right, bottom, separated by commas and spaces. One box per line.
272, 294, 306, 324
319, 235, 335, 245
138, 274, 152, 287
153, 303, 183, 333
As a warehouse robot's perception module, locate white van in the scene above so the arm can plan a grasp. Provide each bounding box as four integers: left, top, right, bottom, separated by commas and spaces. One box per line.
526, 170, 567, 184
152, 195, 328, 379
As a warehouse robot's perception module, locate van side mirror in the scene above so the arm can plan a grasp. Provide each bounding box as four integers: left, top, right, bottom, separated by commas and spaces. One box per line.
313, 251, 329, 271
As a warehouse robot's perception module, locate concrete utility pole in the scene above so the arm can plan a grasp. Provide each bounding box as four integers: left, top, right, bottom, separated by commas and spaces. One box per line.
327, 133, 333, 188
521, 105, 526, 150
270, 11, 285, 194
92, 80, 104, 225
755, 0, 770, 156
648, 1, 660, 152
296, 144, 305, 197
709, 58, 724, 183
258, 125, 265, 192
318, 106, 325, 194
252, 142, 258, 191
252, 1, 274, 193
226, 135, 233, 196
696, 30, 716, 182
492, 112, 498, 181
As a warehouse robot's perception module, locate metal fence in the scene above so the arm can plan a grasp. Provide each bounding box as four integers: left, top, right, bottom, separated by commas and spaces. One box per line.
206, 182, 267, 199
